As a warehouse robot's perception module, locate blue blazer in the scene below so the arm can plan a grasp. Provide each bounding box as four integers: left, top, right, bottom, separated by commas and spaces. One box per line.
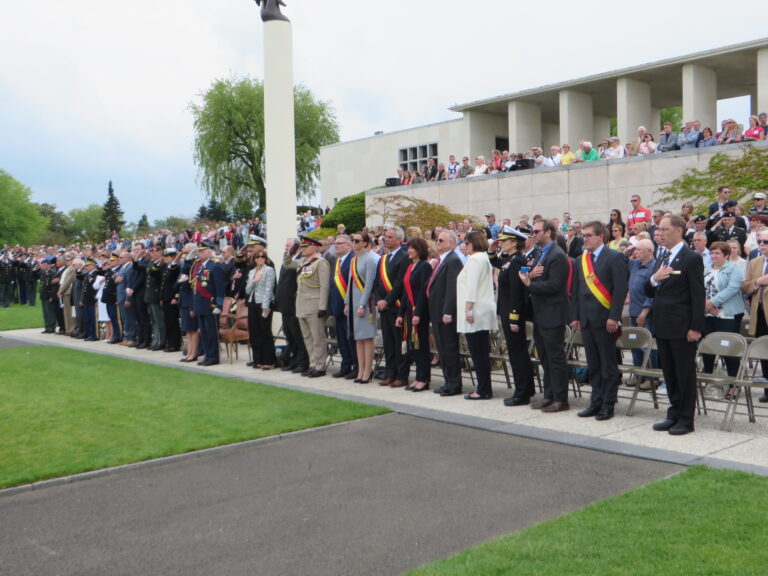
329, 252, 352, 317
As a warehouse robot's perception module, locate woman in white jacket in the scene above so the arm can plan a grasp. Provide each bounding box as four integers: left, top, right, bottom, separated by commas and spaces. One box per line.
456, 230, 497, 399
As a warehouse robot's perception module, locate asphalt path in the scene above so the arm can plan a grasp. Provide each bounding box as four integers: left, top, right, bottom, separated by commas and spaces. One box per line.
0, 413, 679, 576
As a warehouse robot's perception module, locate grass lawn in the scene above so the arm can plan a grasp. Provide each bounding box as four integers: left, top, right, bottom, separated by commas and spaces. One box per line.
406, 466, 768, 576
0, 301, 43, 330
0, 346, 389, 489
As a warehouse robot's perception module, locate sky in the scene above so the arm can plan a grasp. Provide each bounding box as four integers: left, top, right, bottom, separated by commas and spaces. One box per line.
0, 0, 764, 224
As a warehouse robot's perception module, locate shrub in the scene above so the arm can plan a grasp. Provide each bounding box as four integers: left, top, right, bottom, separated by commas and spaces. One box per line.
322, 192, 366, 232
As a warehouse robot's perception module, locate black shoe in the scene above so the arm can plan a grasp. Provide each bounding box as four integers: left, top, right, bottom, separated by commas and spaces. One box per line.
281, 364, 296, 371
464, 393, 492, 400
440, 389, 462, 397
577, 405, 601, 418
668, 424, 694, 435
504, 396, 530, 406
353, 375, 373, 383
199, 360, 220, 367
300, 369, 313, 376
308, 370, 326, 378
107, 339, 122, 344
412, 383, 430, 392
433, 386, 447, 394
293, 366, 309, 374
345, 371, 358, 380
595, 406, 615, 421
653, 419, 676, 431
164, 348, 180, 353
332, 370, 351, 378
247, 361, 254, 367
150, 345, 163, 351
84, 337, 98, 342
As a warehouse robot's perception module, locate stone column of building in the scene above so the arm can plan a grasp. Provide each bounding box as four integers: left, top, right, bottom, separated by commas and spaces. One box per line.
559, 90, 594, 149
617, 78, 651, 145
263, 19, 298, 263
650, 107, 661, 135
758, 47, 768, 115
593, 115, 611, 144
508, 101, 542, 153
682, 64, 717, 130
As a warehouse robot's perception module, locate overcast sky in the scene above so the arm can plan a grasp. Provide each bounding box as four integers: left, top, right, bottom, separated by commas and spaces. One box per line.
0, 0, 764, 223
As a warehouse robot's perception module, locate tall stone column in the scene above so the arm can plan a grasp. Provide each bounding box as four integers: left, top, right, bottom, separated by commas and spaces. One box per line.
559, 90, 593, 147
617, 77, 651, 144
758, 48, 768, 116
262, 15, 297, 266
508, 101, 541, 153
593, 115, 611, 143
682, 64, 717, 130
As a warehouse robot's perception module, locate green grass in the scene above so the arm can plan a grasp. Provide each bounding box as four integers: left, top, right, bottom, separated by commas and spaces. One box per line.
0, 301, 43, 330
0, 347, 389, 489
406, 466, 768, 576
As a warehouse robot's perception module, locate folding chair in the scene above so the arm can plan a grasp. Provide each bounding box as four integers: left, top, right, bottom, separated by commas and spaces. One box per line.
695, 332, 748, 416
626, 337, 663, 416
723, 335, 768, 431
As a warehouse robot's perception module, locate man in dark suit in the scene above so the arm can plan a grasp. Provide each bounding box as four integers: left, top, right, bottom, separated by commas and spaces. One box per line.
521, 219, 571, 412
428, 230, 464, 396
192, 241, 226, 366
328, 234, 357, 378
374, 227, 411, 387
128, 242, 152, 349
646, 215, 705, 435
707, 185, 733, 217
275, 239, 309, 373
570, 221, 629, 420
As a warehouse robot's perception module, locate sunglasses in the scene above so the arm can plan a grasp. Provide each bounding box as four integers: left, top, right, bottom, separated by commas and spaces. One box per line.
758, 240, 768, 246
352, 239, 362, 243
254, 255, 266, 259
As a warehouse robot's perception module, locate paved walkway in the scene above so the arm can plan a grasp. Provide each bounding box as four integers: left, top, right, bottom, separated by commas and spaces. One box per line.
3, 328, 768, 476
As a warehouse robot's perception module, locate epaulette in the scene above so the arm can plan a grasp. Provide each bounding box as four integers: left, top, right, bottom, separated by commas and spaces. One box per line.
212, 257, 222, 263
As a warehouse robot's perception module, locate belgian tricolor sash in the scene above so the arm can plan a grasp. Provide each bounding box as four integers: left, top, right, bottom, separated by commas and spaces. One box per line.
379, 253, 400, 306
351, 256, 365, 291
334, 257, 348, 300
581, 252, 611, 309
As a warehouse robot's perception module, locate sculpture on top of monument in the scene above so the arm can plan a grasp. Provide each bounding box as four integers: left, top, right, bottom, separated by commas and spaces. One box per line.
254, 0, 290, 23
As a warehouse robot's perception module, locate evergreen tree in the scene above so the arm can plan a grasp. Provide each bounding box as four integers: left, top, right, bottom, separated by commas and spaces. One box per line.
100, 180, 125, 236
136, 213, 150, 234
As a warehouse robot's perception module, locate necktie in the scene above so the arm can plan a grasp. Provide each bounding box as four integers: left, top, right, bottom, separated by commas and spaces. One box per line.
590, 251, 596, 265
426, 257, 441, 297
660, 249, 671, 268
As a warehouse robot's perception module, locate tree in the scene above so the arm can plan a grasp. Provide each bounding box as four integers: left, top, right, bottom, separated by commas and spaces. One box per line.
321, 192, 366, 232
35, 202, 72, 245
658, 145, 768, 213
100, 180, 125, 236
660, 106, 683, 132
0, 169, 48, 245
136, 213, 151, 235
67, 204, 104, 242
154, 215, 192, 231
367, 194, 478, 232
190, 77, 339, 213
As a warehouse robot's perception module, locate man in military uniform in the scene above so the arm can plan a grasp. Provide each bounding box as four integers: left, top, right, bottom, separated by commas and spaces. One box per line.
192, 241, 225, 366
283, 236, 330, 378
0, 250, 13, 308
144, 246, 166, 351
127, 243, 152, 349
160, 248, 182, 352
101, 254, 121, 343
79, 258, 99, 341
39, 257, 58, 333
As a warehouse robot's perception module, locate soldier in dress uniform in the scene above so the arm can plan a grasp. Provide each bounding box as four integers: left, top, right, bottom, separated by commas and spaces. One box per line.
144, 246, 166, 351
283, 236, 330, 378
101, 254, 122, 343
79, 258, 99, 341
39, 257, 58, 333
160, 248, 182, 352
192, 241, 225, 366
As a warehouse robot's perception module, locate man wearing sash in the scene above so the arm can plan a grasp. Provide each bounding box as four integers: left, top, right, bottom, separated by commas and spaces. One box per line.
374, 227, 410, 387
570, 221, 629, 420
328, 234, 357, 378
192, 241, 225, 366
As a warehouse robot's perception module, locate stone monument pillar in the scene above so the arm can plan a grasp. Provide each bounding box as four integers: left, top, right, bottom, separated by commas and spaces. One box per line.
256, 0, 297, 263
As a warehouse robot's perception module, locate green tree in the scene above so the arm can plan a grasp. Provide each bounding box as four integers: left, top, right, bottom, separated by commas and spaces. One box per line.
660, 106, 683, 132
67, 204, 104, 242
154, 215, 192, 231
0, 170, 48, 245
367, 194, 478, 232
321, 192, 366, 232
35, 202, 73, 245
190, 77, 339, 213
658, 146, 768, 213
136, 213, 151, 235
100, 180, 125, 235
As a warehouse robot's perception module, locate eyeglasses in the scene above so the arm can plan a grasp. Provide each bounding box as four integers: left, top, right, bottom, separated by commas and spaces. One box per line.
352, 239, 362, 243
254, 255, 266, 259
532, 229, 543, 234
436, 238, 447, 243
631, 199, 639, 202
758, 240, 768, 246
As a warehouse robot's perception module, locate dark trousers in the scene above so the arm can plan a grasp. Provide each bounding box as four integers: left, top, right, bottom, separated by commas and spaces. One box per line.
199, 312, 219, 363
534, 324, 569, 403
121, 301, 137, 342
582, 324, 621, 408
148, 302, 165, 347
26, 280, 36, 306
756, 307, 768, 395
433, 320, 462, 391
701, 315, 741, 376
282, 313, 308, 368
333, 313, 357, 372
84, 305, 96, 339
657, 337, 698, 428
18, 280, 27, 304
406, 321, 431, 383
106, 303, 121, 341
42, 299, 57, 331
133, 295, 151, 346
465, 330, 492, 396
381, 310, 409, 380
163, 303, 181, 350
248, 303, 277, 366
502, 321, 535, 399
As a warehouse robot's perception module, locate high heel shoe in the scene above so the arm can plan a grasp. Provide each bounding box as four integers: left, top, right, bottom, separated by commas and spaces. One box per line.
412, 382, 430, 392
353, 374, 373, 384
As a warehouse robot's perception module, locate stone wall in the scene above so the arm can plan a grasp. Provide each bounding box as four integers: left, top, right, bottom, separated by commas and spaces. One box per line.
365, 142, 765, 226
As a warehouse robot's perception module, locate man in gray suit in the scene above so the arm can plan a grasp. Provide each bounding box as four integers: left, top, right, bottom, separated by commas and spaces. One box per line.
570, 221, 629, 420
428, 230, 464, 397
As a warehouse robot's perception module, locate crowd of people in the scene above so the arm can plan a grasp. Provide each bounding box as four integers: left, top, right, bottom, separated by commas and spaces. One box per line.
4, 184, 768, 436
396, 115, 768, 185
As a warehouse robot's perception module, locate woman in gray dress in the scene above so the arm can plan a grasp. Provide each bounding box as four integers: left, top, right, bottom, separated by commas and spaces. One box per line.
346, 231, 377, 383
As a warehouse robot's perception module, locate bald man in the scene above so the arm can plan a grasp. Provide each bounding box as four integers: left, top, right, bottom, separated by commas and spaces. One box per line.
628, 239, 658, 382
